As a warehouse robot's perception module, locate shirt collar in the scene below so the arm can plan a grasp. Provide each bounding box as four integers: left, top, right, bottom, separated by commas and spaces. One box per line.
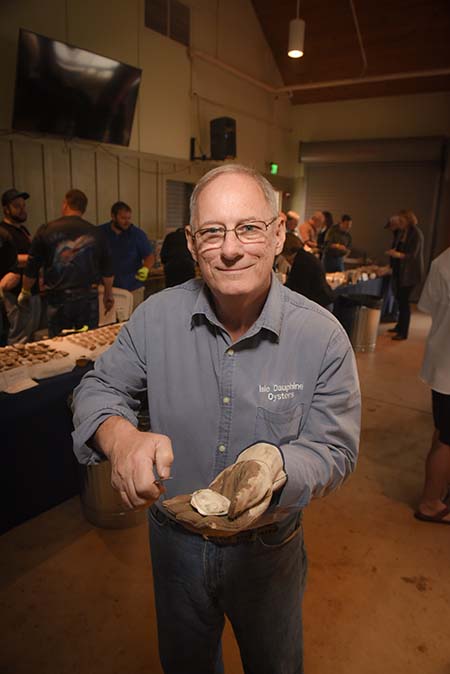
191, 272, 283, 340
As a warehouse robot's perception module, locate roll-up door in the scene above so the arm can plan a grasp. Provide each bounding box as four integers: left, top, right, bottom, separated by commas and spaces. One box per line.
301, 138, 445, 267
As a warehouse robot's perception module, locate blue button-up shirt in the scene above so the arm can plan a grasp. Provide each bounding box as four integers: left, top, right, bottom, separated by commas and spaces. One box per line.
72, 276, 360, 514
99, 222, 153, 291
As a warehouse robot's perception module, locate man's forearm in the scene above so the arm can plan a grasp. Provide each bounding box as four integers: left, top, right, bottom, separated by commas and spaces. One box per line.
102, 275, 114, 294
22, 274, 35, 292
94, 415, 138, 459
143, 253, 155, 270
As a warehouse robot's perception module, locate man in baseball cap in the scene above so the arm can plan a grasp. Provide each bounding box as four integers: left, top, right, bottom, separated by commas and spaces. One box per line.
1, 188, 30, 208
0, 188, 40, 343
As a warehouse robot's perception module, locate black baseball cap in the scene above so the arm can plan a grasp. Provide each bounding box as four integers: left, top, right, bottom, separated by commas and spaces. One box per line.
1, 188, 30, 207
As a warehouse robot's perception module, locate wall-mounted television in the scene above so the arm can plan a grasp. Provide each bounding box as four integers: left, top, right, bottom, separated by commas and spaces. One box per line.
12, 28, 142, 147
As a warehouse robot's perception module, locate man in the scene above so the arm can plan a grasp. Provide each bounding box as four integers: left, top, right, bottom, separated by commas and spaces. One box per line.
72, 165, 360, 674
99, 201, 155, 309
323, 214, 353, 273
285, 209, 300, 236
415, 245, 450, 525
299, 210, 325, 254
160, 226, 195, 287
0, 188, 41, 343
0, 225, 17, 345
284, 233, 334, 308
20, 189, 114, 337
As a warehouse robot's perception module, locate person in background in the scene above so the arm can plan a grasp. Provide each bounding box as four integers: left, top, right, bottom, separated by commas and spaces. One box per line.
285, 210, 300, 237
20, 189, 114, 337
385, 210, 424, 341
322, 214, 353, 273
317, 210, 334, 257
0, 188, 41, 343
0, 225, 17, 345
415, 245, 450, 525
299, 211, 324, 254
285, 233, 334, 309
160, 226, 195, 287
72, 164, 360, 674
99, 201, 155, 310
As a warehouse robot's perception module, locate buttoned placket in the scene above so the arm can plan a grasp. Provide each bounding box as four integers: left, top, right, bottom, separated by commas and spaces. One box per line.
212, 343, 236, 475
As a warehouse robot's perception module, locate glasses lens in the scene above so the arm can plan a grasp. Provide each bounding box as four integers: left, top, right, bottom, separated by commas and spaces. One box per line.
196, 225, 225, 248
235, 221, 267, 243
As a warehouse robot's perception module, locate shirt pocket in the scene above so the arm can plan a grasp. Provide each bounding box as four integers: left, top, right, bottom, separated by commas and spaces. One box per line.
254, 404, 303, 446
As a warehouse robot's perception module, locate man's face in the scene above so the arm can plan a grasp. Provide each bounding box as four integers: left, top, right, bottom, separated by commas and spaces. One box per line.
286, 217, 297, 232
340, 219, 352, 231
187, 173, 285, 303
112, 209, 132, 231
311, 212, 325, 231
5, 197, 27, 224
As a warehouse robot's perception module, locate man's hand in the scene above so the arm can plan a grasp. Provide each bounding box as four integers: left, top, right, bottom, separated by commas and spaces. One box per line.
17, 287, 31, 307
95, 417, 173, 509
135, 266, 149, 282
103, 292, 114, 313
164, 443, 286, 537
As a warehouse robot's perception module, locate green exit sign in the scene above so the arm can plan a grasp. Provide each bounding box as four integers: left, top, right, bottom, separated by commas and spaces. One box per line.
270, 162, 279, 175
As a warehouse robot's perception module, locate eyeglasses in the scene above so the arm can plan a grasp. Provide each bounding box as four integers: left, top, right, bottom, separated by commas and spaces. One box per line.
190, 216, 279, 251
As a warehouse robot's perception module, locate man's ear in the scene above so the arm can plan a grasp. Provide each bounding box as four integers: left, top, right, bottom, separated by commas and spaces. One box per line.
185, 226, 198, 262
274, 216, 286, 256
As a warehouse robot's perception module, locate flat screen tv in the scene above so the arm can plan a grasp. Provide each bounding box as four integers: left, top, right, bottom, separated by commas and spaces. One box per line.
12, 28, 142, 146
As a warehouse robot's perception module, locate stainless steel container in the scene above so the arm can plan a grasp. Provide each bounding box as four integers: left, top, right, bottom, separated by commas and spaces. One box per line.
351, 304, 381, 352
79, 461, 146, 529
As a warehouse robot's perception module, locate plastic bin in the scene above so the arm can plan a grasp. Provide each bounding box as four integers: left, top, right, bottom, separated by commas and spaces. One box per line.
335, 294, 382, 352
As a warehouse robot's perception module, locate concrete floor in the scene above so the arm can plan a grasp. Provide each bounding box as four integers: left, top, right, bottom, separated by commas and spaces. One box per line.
1, 309, 449, 674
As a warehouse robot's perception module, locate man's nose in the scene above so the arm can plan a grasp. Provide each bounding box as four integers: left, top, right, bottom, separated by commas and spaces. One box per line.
220, 229, 244, 258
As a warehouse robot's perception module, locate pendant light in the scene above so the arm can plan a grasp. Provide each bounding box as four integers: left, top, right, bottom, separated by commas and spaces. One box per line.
288, 0, 305, 59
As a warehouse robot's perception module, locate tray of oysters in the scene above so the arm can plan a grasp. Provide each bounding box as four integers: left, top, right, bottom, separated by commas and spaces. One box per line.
0, 341, 69, 373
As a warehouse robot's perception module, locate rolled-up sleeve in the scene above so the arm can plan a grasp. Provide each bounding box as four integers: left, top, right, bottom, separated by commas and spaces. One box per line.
278, 329, 361, 508
72, 308, 148, 464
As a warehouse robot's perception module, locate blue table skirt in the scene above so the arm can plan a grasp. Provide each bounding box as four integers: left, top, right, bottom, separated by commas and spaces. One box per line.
0, 364, 92, 534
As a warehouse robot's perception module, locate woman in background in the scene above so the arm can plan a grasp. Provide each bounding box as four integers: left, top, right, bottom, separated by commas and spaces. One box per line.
385, 210, 424, 341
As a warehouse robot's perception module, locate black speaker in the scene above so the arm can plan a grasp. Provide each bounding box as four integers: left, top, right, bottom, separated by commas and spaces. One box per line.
210, 117, 236, 160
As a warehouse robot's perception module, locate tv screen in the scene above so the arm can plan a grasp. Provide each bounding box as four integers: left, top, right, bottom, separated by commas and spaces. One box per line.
12, 29, 142, 147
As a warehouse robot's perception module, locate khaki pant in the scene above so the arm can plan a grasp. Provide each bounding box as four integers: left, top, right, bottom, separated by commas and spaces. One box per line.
131, 286, 145, 311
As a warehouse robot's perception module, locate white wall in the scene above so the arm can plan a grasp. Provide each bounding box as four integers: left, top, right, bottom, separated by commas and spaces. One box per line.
0, 0, 296, 235
292, 91, 450, 143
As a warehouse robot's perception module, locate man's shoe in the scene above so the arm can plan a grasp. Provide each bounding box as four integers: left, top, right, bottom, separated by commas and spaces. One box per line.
392, 334, 406, 340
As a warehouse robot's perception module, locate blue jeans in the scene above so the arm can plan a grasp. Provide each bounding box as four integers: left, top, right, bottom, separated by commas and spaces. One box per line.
148, 506, 307, 674
323, 254, 344, 273
47, 290, 99, 337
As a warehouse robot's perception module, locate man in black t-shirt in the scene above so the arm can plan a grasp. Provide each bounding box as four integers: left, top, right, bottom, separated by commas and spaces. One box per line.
0, 188, 41, 343
0, 225, 17, 345
20, 189, 114, 337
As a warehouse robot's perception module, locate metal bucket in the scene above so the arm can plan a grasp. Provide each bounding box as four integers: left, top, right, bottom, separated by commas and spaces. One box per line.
351, 305, 381, 352
79, 461, 146, 529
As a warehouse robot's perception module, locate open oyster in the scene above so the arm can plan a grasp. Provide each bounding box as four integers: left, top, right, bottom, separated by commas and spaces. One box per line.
190, 489, 230, 516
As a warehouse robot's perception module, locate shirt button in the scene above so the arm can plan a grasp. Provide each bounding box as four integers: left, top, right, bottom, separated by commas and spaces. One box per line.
223, 396, 230, 404
227, 349, 234, 356
218, 444, 226, 453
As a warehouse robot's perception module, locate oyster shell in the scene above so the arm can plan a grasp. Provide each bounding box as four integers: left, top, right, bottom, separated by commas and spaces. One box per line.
190, 489, 230, 516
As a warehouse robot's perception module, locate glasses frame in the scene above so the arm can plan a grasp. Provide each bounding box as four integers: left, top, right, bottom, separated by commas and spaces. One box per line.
189, 216, 279, 250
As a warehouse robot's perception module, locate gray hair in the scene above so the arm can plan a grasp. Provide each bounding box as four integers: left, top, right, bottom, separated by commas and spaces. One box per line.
189, 164, 278, 229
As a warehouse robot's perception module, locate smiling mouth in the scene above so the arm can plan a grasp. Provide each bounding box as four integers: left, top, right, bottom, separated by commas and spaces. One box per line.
217, 265, 253, 272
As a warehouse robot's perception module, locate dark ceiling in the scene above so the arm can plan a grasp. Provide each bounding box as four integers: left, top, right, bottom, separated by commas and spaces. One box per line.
251, 0, 450, 104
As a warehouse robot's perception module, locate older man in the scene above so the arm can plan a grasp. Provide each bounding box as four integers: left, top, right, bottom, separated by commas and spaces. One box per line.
299, 210, 325, 253
72, 165, 360, 674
